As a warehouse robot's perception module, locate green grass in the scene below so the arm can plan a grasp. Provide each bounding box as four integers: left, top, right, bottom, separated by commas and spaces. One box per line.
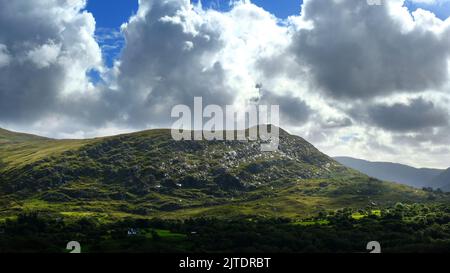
351, 209, 382, 220
351, 212, 366, 220
0, 175, 444, 221
1, 126, 448, 223
0, 139, 93, 170
154, 229, 187, 239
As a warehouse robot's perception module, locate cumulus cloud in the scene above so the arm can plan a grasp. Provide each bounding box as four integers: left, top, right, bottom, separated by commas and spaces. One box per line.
95, 0, 290, 128
0, 0, 102, 123
291, 0, 450, 99
26, 41, 62, 69
0, 0, 449, 168
110, 0, 231, 126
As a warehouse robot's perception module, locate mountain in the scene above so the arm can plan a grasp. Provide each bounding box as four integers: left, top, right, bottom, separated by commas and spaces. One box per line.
0, 127, 437, 220
2, 126, 450, 253
431, 168, 450, 192
334, 156, 444, 189
0, 127, 49, 144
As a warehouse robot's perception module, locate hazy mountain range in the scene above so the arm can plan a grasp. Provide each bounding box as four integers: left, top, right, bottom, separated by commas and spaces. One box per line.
334, 157, 450, 192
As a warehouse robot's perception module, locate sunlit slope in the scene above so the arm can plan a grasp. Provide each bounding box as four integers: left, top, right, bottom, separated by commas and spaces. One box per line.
0, 128, 93, 171
0, 127, 439, 220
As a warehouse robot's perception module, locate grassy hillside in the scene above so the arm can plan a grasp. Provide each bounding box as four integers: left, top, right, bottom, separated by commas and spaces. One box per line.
0, 128, 92, 171
0, 127, 446, 223
0, 128, 49, 144
1, 127, 450, 253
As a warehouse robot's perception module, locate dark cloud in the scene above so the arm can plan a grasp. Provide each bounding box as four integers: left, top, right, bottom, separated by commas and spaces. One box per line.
0, 63, 64, 122
365, 97, 448, 132
108, 0, 234, 127
291, 0, 450, 99
392, 125, 450, 145
260, 89, 311, 125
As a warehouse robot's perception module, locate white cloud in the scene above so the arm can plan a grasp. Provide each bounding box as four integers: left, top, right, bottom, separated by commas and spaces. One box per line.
95, 0, 293, 128
0, 0, 449, 168
26, 41, 62, 69
0, 0, 102, 123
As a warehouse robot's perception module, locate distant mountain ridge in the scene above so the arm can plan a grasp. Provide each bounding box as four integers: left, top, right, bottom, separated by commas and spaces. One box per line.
334, 156, 449, 191
431, 168, 450, 192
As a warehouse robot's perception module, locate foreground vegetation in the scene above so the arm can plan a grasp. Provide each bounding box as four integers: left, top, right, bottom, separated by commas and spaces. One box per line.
1, 203, 449, 253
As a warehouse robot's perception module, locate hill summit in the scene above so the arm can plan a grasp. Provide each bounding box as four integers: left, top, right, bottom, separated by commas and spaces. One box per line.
0, 127, 432, 218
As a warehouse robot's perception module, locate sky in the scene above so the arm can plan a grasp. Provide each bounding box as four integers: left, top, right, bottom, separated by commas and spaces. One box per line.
84, 0, 450, 68
1, 0, 450, 169
85, 0, 305, 67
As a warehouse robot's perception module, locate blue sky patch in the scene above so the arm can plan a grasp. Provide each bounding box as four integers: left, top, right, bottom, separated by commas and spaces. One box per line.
404, 0, 450, 20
